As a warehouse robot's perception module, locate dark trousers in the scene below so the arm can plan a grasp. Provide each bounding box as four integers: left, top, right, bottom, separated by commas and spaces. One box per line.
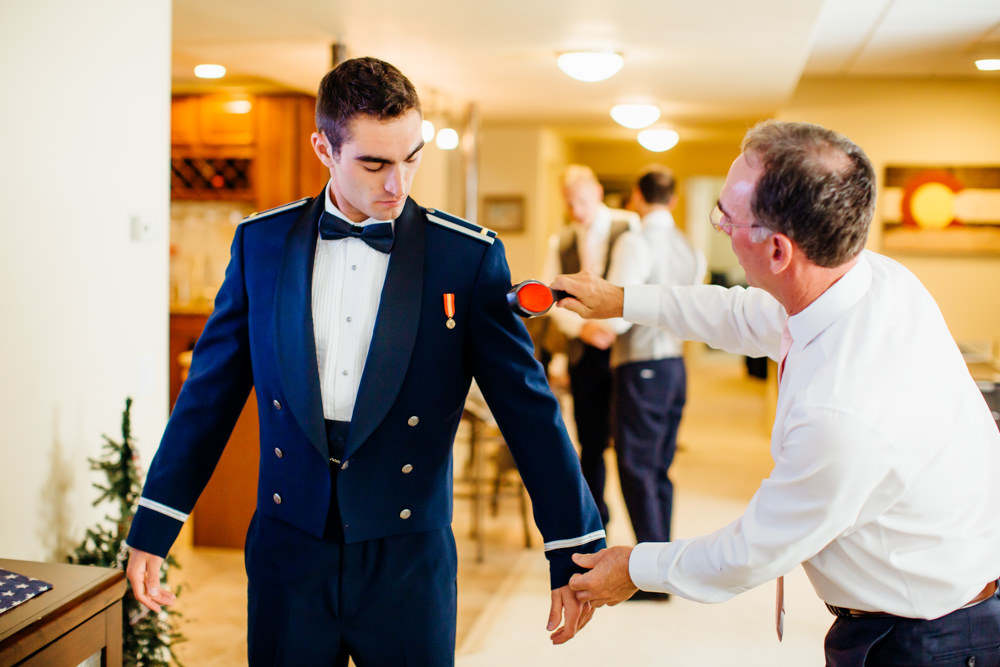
569, 344, 613, 525
244, 421, 458, 666
825, 590, 1000, 666
613, 357, 686, 543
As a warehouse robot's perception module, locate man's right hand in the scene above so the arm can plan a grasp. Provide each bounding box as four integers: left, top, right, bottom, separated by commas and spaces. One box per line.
126, 547, 177, 612
551, 273, 625, 320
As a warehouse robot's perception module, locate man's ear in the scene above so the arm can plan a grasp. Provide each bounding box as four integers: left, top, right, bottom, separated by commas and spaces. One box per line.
768, 233, 795, 274
311, 131, 336, 169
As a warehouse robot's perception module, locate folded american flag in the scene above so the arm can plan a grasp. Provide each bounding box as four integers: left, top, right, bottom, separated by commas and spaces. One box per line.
0, 568, 52, 614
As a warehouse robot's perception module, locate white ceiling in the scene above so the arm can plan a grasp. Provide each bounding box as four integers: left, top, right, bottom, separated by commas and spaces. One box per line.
172, 0, 1000, 139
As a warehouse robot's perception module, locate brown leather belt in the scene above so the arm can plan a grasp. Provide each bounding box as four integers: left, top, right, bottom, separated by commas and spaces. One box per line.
825, 580, 998, 619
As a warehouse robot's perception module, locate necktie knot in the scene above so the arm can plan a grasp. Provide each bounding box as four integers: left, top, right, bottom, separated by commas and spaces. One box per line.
319, 212, 394, 253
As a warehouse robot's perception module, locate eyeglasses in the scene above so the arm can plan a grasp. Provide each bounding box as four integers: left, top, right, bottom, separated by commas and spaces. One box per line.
709, 204, 772, 243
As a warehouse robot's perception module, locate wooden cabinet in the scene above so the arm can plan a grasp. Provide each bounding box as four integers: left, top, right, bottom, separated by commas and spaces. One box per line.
171, 95, 255, 152
169, 312, 259, 550
171, 93, 327, 209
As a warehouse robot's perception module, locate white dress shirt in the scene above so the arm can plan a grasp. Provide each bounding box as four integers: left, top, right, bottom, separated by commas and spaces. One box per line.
624, 250, 1000, 618
541, 204, 639, 339
604, 208, 706, 367
312, 189, 392, 421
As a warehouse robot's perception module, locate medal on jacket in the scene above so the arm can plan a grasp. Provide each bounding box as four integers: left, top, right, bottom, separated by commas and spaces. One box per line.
444, 293, 456, 329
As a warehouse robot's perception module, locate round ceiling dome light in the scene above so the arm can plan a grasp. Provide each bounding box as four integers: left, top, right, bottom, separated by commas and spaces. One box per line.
194, 64, 226, 79
557, 51, 624, 82
637, 128, 680, 152
610, 104, 661, 129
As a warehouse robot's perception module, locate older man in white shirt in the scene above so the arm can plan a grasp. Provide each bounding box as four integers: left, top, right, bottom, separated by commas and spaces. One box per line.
555, 120, 1000, 665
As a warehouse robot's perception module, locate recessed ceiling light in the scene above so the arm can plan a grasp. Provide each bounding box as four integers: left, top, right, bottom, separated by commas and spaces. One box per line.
975, 58, 1000, 71
194, 64, 226, 79
557, 51, 624, 82
610, 104, 661, 129
637, 129, 679, 152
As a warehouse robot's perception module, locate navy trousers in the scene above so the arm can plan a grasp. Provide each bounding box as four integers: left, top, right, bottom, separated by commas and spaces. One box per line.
243, 421, 458, 666
825, 590, 1000, 666
613, 357, 686, 543
569, 344, 613, 526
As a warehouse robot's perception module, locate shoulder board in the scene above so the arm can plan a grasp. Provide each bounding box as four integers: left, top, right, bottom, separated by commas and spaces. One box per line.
425, 208, 496, 244
241, 197, 310, 224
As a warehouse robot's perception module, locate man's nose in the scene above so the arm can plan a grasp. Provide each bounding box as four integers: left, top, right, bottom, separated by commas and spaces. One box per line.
385, 168, 404, 195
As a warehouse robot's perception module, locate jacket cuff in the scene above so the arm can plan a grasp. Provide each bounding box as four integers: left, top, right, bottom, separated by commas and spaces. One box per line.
125, 504, 185, 558
545, 535, 607, 589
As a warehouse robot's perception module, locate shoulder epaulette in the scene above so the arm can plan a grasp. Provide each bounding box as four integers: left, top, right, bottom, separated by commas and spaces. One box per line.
425, 208, 496, 245
241, 197, 310, 224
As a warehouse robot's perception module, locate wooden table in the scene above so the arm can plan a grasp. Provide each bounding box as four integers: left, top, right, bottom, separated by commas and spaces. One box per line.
0, 559, 126, 667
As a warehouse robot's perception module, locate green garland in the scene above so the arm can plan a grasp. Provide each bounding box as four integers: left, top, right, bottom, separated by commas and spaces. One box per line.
68, 397, 186, 666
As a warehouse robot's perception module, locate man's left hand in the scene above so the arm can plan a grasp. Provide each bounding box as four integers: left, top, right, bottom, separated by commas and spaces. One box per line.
547, 584, 594, 644
568, 547, 638, 607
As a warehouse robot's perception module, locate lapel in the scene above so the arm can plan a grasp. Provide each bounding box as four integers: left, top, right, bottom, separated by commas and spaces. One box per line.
344, 198, 425, 459
274, 194, 328, 461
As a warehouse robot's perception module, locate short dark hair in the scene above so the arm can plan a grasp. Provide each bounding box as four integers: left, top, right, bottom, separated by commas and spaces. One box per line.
315, 56, 421, 156
742, 120, 875, 268
636, 165, 676, 205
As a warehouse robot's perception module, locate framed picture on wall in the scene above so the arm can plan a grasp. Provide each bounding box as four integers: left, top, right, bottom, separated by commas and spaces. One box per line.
481, 195, 525, 233
881, 165, 1000, 255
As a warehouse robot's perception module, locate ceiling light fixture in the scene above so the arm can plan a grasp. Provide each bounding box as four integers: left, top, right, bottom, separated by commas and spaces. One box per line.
637, 128, 680, 152
610, 104, 661, 129
436, 127, 459, 150
194, 64, 226, 79
557, 51, 624, 82
975, 58, 1000, 71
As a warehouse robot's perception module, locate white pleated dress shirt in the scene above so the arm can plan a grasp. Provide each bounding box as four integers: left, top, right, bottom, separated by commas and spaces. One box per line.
312, 194, 392, 421
624, 250, 1000, 619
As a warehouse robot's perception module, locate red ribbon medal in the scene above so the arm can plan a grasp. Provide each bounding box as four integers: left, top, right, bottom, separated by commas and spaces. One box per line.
444, 293, 456, 329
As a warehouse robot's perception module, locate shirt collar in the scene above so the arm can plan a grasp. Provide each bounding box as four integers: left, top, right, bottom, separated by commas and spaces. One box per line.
787, 251, 872, 350
323, 181, 394, 228
642, 208, 675, 229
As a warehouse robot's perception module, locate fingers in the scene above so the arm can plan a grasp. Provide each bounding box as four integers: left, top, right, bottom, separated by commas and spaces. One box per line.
126, 548, 174, 613
571, 551, 599, 569
549, 586, 585, 645
546, 589, 563, 632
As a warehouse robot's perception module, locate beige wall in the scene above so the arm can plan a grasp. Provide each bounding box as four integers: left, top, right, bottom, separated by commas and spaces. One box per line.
781, 77, 1000, 343
479, 125, 569, 281
0, 0, 171, 560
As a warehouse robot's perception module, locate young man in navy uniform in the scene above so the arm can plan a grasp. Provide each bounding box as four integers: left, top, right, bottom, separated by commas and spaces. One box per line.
125, 57, 605, 665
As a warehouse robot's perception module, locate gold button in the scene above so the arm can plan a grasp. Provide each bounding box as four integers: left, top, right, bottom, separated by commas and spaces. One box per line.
401, 464, 413, 474
274, 447, 283, 458
272, 493, 282, 505
407, 416, 419, 427
273, 399, 282, 410
341, 460, 350, 471
399, 509, 411, 520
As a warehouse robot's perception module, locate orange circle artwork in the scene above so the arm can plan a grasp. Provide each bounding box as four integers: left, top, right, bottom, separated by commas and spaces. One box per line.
899, 170, 965, 229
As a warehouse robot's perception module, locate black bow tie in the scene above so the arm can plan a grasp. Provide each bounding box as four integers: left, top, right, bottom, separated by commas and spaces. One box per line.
319, 212, 394, 253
